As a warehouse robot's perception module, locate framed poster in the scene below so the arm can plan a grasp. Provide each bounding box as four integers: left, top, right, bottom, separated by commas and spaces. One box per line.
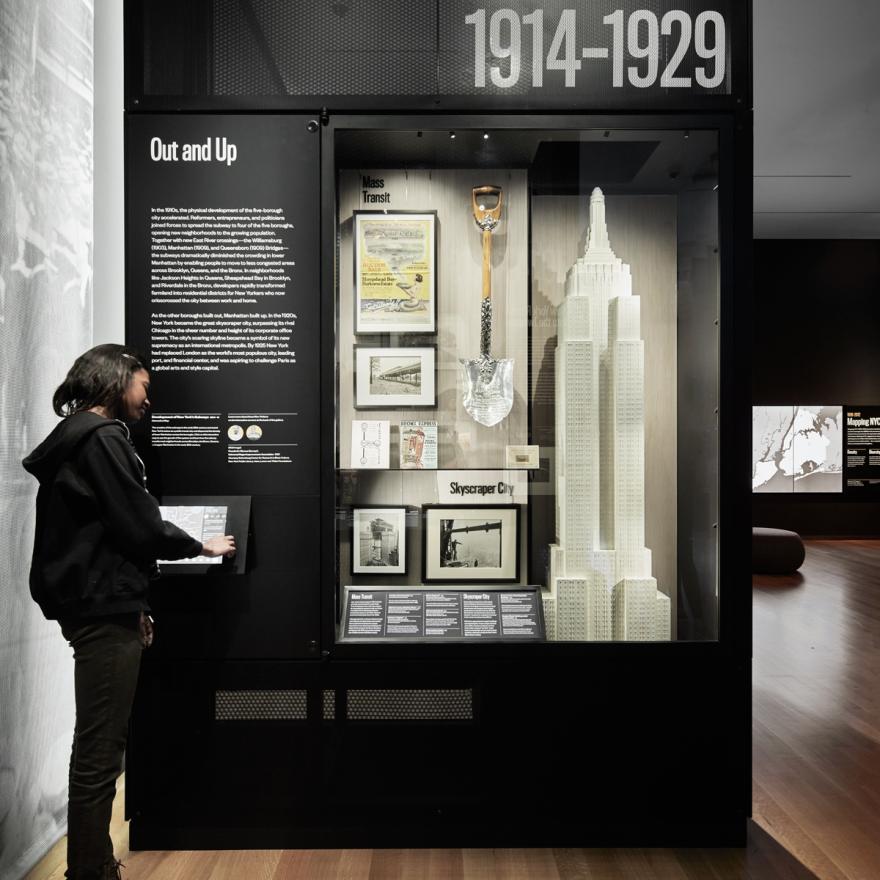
354, 346, 436, 409
352, 507, 407, 575
423, 505, 520, 584
399, 420, 438, 469
354, 211, 437, 334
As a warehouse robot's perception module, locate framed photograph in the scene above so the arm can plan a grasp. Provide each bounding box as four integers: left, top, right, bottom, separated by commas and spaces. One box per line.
505, 445, 540, 469
350, 419, 390, 469
423, 505, 520, 583
354, 211, 436, 334
354, 346, 436, 409
352, 507, 407, 575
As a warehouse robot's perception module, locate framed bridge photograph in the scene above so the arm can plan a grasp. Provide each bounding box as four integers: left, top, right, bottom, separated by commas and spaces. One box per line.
354, 211, 437, 334
354, 345, 436, 409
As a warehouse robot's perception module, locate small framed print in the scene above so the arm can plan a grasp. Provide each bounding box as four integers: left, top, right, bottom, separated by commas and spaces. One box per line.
352, 507, 407, 575
505, 445, 540, 469
423, 505, 520, 584
354, 346, 436, 409
354, 211, 437, 334
350, 420, 390, 469
399, 420, 438, 469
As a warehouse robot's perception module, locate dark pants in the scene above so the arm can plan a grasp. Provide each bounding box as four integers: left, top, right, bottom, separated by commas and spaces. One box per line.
60, 614, 143, 880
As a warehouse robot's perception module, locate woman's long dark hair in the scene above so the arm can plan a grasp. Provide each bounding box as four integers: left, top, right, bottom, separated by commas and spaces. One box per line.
53, 344, 149, 418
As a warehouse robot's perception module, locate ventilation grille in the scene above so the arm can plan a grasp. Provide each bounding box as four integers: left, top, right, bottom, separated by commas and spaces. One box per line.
347, 689, 473, 721
212, 0, 437, 96
323, 689, 336, 720
215, 689, 307, 721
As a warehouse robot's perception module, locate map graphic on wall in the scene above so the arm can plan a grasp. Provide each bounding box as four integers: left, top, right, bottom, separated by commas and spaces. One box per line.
752, 405, 843, 493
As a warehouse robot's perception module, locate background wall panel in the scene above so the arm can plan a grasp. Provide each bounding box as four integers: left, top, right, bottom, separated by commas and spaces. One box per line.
752, 240, 880, 536
0, 2, 94, 877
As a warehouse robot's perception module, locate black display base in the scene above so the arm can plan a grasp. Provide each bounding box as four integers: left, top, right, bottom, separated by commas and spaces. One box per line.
130, 813, 748, 851
127, 653, 750, 852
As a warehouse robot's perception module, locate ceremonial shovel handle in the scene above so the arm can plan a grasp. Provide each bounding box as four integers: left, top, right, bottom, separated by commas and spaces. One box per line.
472, 185, 503, 305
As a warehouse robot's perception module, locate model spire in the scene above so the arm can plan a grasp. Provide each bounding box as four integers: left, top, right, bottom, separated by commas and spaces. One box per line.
585, 187, 614, 258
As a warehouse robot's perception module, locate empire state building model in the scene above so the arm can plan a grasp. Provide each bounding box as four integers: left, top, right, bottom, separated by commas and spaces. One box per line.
544, 188, 671, 641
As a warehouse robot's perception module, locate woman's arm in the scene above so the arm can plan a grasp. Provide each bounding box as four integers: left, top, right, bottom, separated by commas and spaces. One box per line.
79, 424, 212, 561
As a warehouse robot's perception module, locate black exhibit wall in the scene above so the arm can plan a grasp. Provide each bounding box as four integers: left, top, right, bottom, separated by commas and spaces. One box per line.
125, 115, 322, 659
753, 240, 880, 536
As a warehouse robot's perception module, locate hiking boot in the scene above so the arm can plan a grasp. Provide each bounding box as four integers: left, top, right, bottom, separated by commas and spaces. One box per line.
102, 859, 124, 880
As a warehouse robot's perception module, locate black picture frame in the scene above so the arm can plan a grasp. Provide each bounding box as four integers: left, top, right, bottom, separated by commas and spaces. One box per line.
351, 505, 408, 576
422, 504, 521, 584
353, 344, 437, 409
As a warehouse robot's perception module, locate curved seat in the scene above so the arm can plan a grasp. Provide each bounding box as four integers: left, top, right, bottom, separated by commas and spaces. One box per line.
753, 527, 805, 574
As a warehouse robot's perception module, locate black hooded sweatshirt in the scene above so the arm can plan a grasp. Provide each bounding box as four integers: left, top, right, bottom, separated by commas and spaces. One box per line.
22, 411, 202, 621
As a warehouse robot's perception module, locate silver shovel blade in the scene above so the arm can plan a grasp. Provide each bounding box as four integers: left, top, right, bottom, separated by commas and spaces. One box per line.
460, 356, 514, 427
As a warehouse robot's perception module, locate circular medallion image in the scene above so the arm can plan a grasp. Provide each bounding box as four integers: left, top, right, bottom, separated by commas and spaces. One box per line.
227, 424, 244, 441
246, 424, 263, 440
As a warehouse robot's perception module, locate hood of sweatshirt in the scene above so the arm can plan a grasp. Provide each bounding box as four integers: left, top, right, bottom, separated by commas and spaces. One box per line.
22, 411, 128, 483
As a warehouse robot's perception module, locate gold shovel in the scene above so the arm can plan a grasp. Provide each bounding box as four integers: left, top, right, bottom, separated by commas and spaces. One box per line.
460, 184, 514, 427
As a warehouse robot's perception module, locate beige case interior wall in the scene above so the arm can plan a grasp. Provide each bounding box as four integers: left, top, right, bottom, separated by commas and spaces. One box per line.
338, 169, 529, 587
337, 173, 678, 618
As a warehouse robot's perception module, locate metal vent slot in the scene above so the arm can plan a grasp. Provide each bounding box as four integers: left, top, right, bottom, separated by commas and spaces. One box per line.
347, 688, 473, 721
323, 689, 336, 720
215, 689, 307, 721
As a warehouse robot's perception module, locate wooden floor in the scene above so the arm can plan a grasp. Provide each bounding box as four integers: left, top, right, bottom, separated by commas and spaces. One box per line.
25, 539, 880, 879
752, 539, 880, 880
25, 814, 816, 880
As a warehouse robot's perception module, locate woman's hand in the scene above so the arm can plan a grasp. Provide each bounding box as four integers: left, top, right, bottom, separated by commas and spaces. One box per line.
139, 612, 154, 648
202, 535, 236, 557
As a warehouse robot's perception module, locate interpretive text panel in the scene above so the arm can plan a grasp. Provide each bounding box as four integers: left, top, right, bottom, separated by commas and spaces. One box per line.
341, 587, 544, 641
126, 115, 320, 495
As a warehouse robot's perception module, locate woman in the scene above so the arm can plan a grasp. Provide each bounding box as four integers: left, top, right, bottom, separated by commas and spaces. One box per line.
23, 344, 235, 880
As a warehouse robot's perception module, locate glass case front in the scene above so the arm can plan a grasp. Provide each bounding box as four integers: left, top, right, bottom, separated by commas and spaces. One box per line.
333, 123, 720, 644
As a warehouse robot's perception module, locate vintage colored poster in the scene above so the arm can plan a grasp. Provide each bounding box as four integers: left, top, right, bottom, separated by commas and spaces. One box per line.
355, 212, 436, 333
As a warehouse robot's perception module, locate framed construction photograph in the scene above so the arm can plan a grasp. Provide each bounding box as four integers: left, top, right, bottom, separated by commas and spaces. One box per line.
423, 505, 520, 583
354, 211, 437, 334
354, 346, 436, 409
352, 507, 407, 575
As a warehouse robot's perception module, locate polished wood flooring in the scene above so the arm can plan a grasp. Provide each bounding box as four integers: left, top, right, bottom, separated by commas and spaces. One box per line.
26, 539, 880, 879
752, 539, 880, 880
25, 816, 817, 880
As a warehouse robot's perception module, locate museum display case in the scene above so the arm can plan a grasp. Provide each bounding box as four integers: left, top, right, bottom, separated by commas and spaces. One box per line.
123, 0, 752, 849
332, 123, 722, 644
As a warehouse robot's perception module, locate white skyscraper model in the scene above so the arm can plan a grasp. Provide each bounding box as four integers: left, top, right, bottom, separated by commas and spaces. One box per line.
544, 188, 671, 641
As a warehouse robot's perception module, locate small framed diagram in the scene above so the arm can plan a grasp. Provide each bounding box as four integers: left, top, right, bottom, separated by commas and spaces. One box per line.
354, 211, 437, 334
350, 419, 390, 469
423, 505, 520, 583
352, 507, 407, 575
354, 346, 436, 409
